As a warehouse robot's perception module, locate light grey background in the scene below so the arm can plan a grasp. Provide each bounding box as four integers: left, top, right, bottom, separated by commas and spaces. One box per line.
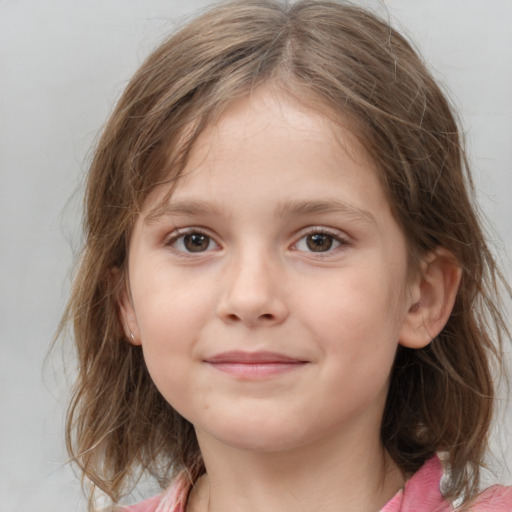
1, 1, 511, 511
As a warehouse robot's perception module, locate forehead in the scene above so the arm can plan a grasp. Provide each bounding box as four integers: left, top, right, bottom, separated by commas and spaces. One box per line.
143, 86, 383, 218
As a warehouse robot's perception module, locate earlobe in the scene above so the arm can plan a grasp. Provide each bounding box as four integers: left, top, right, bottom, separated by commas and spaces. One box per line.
399, 248, 461, 349
112, 267, 142, 346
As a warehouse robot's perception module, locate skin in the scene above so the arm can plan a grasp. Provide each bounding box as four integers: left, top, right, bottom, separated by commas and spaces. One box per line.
119, 86, 460, 512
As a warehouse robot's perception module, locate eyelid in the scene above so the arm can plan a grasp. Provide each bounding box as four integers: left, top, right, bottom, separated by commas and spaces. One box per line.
291, 226, 351, 254
164, 227, 221, 254
161, 225, 350, 256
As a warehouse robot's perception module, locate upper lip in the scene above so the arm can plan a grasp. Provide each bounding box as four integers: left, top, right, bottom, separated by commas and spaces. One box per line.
204, 351, 306, 364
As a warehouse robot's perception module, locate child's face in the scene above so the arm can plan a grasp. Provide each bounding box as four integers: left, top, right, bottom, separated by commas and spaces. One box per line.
121, 87, 417, 453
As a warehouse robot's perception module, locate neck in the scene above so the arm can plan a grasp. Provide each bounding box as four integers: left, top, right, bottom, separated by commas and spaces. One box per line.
187, 427, 404, 512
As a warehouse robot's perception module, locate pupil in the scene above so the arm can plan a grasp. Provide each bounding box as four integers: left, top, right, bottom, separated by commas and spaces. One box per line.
184, 233, 209, 252
306, 234, 333, 252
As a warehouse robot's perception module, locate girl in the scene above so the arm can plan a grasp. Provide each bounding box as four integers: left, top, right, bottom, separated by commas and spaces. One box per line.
61, 1, 512, 510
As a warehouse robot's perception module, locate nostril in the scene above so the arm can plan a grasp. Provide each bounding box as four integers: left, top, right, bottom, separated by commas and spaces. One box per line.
260, 313, 274, 320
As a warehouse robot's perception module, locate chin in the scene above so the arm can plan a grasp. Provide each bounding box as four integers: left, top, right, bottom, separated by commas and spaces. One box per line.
199, 418, 315, 453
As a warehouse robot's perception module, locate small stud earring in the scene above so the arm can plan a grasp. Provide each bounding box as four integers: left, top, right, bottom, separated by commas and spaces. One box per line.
130, 332, 135, 341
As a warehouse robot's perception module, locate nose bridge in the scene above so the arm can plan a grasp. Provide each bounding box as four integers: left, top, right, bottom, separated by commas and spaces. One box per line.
233, 246, 273, 298
217, 241, 287, 326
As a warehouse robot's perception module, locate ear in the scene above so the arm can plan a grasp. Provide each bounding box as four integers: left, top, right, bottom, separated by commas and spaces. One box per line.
112, 267, 142, 346
399, 248, 461, 349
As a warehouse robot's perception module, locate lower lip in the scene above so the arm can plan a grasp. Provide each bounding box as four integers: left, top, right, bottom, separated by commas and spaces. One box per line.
207, 361, 307, 378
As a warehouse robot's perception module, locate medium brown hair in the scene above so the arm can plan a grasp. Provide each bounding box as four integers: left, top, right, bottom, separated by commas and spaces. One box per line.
59, 0, 510, 508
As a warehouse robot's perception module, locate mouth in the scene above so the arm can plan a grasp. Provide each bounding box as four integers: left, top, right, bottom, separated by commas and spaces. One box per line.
204, 351, 308, 378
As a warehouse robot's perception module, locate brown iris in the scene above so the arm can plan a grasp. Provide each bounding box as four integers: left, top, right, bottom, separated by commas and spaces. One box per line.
306, 233, 333, 252
183, 233, 210, 252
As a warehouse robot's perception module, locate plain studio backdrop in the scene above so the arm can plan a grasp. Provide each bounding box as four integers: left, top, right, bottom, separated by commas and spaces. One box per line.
1, 1, 511, 511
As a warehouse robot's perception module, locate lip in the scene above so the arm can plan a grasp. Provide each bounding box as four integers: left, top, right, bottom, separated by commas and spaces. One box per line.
204, 351, 308, 378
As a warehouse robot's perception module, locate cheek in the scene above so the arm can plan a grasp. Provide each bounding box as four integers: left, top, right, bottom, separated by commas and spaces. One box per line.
303, 264, 406, 335
131, 273, 216, 381
299, 262, 407, 375
134, 266, 212, 331
133, 283, 209, 411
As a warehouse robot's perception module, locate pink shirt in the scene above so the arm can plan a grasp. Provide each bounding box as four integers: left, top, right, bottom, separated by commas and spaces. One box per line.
121, 456, 512, 511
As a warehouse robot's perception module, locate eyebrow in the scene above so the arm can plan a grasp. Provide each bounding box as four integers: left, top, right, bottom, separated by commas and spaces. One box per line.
276, 199, 377, 226
144, 198, 377, 226
144, 200, 223, 224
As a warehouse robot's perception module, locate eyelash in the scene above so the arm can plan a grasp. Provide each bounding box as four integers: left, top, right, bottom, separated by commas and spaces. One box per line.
164, 228, 219, 255
164, 227, 350, 256
292, 227, 349, 256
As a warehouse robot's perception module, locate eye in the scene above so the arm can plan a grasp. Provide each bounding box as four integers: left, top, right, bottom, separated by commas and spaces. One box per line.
294, 230, 345, 253
167, 230, 219, 253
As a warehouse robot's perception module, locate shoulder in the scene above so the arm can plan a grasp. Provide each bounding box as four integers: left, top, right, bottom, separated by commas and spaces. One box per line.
397, 455, 512, 512
118, 474, 191, 512
118, 494, 163, 512
468, 484, 512, 511
398, 455, 452, 511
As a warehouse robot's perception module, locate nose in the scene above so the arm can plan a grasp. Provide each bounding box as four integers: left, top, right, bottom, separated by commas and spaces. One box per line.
216, 251, 289, 327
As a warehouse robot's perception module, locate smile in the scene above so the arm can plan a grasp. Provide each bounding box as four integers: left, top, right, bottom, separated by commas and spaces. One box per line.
204, 351, 309, 378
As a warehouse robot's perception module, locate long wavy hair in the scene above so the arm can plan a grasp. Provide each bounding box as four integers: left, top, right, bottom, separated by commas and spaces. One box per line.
58, 0, 510, 508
